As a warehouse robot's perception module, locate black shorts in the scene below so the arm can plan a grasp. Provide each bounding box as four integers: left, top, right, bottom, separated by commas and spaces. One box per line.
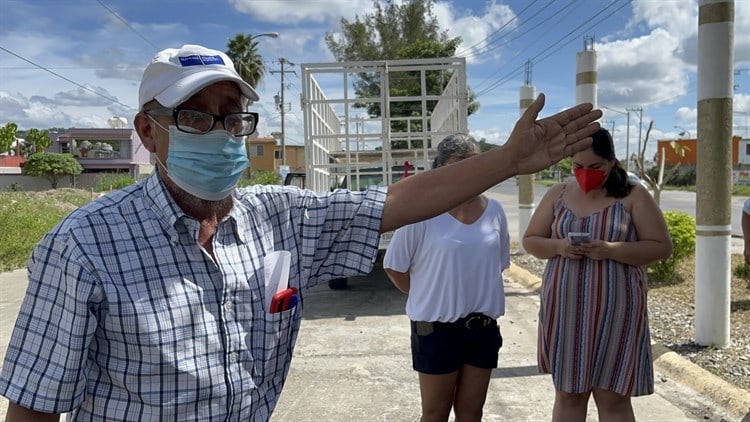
410, 313, 503, 375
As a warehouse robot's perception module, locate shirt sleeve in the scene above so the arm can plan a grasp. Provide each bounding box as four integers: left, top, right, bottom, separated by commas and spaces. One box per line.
0, 225, 102, 413
383, 221, 422, 273
744, 198, 750, 215
289, 187, 387, 288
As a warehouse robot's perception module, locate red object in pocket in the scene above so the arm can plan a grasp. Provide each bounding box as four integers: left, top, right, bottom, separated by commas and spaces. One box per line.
270, 287, 298, 313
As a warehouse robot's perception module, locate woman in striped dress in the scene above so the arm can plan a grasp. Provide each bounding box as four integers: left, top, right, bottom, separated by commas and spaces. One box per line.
522, 128, 672, 421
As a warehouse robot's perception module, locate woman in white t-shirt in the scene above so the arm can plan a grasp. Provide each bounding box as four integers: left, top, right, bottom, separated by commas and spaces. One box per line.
742, 198, 750, 264
384, 134, 510, 422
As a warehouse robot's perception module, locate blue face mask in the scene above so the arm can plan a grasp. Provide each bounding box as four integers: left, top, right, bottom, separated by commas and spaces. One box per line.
151, 121, 249, 201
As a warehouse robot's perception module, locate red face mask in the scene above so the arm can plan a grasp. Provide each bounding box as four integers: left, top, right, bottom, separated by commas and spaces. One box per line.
574, 168, 607, 193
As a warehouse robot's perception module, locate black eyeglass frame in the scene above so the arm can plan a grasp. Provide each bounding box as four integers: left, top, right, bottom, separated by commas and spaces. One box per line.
145, 107, 259, 136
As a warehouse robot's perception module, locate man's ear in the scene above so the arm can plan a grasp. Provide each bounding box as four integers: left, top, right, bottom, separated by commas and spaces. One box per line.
134, 112, 157, 153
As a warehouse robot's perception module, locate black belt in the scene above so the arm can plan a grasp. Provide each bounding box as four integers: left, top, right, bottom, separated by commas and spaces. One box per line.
416, 313, 496, 331
457, 313, 497, 330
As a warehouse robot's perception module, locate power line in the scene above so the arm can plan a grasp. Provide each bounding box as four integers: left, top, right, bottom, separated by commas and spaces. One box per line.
464, 0, 571, 62
472, 0, 580, 91
95, 0, 160, 50
475, 0, 631, 98
454, 0, 542, 57
0, 45, 135, 110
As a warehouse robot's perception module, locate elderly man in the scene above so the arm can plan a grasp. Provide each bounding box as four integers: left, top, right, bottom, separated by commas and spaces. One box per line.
0, 44, 601, 421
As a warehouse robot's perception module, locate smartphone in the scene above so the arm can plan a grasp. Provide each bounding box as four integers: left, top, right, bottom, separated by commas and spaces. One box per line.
568, 232, 591, 246
270, 287, 298, 313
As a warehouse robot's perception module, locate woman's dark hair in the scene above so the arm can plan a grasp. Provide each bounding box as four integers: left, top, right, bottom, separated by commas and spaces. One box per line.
591, 128, 633, 198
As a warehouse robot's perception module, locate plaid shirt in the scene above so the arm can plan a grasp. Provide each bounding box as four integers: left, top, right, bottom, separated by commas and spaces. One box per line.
0, 173, 385, 421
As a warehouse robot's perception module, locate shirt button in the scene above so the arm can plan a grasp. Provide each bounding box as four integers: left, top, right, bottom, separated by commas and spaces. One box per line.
230, 352, 238, 362
224, 300, 233, 310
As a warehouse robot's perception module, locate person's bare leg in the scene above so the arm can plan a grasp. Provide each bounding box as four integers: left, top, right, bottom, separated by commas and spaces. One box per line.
452, 364, 492, 422
418, 371, 459, 422
552, 390, 590, 422
592, 388, 635, 422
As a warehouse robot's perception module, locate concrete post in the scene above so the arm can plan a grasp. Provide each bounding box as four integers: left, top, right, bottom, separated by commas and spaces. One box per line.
695, 0, 734, 347
575, 36, 597, 110
518, 84, 536, 253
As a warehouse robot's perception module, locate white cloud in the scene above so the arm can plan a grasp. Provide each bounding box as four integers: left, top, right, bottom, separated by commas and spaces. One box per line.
597, 29, 687, 108
675, 106, 697, 123
229, 0, 374, 24
736, 93, 750, 113
434, 1, 517, 63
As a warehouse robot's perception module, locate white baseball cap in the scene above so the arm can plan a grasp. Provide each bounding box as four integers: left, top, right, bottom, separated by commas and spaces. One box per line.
138, 44, 259, 109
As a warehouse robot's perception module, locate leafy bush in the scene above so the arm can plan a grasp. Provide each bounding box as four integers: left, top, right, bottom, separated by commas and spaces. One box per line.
95, 173, 136, 192
647, 164, 696, 187
648, 210, 696, 283
238, 170, 282, 187
22, 152, 83, 188
733, 262, 750, 279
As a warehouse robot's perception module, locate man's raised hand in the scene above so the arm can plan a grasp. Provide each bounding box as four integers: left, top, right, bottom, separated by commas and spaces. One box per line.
506, 93, 602, 175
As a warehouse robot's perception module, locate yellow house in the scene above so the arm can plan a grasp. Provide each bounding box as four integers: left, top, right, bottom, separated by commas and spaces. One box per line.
247, 136, 305, 173
246, 136, 276, 172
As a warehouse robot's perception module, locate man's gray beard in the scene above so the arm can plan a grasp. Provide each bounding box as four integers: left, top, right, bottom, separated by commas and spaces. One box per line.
165, 176, 233, 219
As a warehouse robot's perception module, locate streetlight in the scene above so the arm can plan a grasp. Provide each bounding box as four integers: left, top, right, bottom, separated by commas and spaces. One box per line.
251, 32, 279, 41
674, 125, 691, 138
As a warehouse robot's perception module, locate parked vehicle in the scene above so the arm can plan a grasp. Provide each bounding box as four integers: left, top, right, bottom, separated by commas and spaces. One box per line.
627, 171, 649, 190
300, 58, 469, 288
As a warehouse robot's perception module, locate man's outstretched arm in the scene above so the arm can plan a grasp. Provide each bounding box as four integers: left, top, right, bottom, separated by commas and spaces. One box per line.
381, 94, 601, 233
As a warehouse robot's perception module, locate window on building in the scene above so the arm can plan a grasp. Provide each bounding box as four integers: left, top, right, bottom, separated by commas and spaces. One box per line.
746, 144, 750, 155
60, 142, 70, 154
251, 145, 264, 156
275, 150, 281, 159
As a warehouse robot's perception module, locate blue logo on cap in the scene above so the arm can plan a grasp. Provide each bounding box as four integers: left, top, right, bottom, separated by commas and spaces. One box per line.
179, 54, 225, 67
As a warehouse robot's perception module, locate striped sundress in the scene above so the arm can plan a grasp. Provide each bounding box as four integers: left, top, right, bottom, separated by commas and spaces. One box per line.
537, 187, 654, 396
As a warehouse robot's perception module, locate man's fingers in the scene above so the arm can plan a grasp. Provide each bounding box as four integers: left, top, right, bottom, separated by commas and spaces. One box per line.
551, 102, 595, 125
561, 109, 603, 135
564, 136, 594, 157
519, 93, 546, 125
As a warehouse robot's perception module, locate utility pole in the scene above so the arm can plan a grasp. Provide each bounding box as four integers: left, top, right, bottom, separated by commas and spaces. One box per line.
271, 58, 295, 166
695, 0, 734, 347
518, 59, 536, 254
627, 107, 643, 172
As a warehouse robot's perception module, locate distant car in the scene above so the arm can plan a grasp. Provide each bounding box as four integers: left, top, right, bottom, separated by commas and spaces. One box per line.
627, 171, 649, 190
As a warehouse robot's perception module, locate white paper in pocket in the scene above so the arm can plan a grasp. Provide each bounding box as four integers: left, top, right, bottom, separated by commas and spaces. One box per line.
263, 250, 292, 311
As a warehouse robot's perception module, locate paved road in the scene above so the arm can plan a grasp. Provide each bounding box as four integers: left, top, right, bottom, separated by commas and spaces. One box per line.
0, 267, 740, 421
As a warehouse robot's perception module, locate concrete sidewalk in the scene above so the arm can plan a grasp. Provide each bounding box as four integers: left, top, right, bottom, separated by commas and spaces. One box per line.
1, 266, 748, 421
270, 268, 746, 422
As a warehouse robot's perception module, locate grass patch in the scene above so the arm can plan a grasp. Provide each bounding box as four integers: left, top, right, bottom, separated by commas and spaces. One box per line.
0, 190, 92, 272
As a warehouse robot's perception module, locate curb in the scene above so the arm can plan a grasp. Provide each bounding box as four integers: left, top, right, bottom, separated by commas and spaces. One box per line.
506, 262, 750, 420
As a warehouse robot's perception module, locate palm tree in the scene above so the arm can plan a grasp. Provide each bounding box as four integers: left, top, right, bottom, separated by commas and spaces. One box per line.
226, 33, 268, 89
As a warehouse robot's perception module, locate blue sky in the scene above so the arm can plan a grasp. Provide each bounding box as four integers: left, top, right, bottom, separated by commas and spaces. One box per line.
0, 0, 748, 161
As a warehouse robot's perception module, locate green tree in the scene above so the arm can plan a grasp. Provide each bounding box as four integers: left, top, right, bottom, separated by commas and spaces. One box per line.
0, 122, 18, 154
24, 128, 52, 154
325, 0, 479, 125
477, 138, 498, 153
23, 152, 83, 189
226, 33, 268, 89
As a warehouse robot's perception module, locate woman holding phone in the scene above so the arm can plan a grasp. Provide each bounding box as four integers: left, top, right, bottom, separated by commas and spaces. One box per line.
522, 128, 672, 422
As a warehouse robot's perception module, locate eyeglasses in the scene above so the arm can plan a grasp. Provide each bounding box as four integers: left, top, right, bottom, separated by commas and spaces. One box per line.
145, 107, 259, 136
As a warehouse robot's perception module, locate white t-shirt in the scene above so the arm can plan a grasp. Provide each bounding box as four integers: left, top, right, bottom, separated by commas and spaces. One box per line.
743, 198, 750, 214
383, 198, 510, 322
